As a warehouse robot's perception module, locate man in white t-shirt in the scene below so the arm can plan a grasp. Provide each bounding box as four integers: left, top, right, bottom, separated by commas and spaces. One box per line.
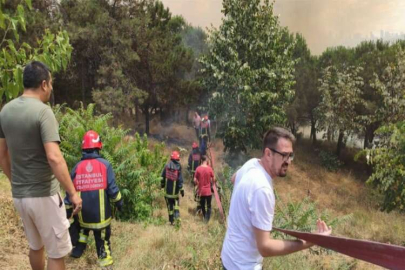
222, 127, 331, 270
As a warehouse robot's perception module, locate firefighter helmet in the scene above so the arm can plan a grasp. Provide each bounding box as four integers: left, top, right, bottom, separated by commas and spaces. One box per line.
170, 151, 180, 160
82, 130, 103, 150
192, 142, 198, 149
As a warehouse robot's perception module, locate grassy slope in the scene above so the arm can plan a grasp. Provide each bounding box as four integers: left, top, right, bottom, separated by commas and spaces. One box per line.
1, 136, 404, 269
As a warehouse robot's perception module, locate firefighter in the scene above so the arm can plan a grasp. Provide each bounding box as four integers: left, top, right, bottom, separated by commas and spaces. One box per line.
188, 142, 202, 213
161, 151, 184, 225
188, 142, 201, 177
65, 130, 123, 268
199, 115, 211, 156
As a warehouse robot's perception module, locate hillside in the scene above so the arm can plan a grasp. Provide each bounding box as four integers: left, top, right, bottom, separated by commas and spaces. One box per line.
1, 126, 405, 269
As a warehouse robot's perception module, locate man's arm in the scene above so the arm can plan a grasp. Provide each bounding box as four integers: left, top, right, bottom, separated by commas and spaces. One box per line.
44, 142, 82, 214
0, 139, 11, 181
253, 219, 332, 257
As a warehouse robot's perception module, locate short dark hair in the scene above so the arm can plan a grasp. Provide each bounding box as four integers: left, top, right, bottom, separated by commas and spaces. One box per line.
23, 61, 51, 89
263, 127, 295, 152
201, 155, 207, 162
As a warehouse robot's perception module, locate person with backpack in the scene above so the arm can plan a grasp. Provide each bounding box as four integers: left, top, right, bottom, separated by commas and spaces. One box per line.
65, 130, 123, 269
161, 151, 184, 225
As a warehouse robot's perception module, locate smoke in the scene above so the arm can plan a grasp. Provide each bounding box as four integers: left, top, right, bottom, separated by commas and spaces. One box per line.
161, 0, 405, 55
273, 0, 405, 54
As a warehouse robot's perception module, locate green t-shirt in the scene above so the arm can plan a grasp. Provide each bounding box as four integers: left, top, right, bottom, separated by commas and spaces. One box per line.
0, 96, 60, 198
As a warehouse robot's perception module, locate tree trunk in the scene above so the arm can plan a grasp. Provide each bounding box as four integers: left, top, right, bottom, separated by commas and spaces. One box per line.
363, 125, 377, 149
144, 103, 150, 135
336, 130, 345, 157
81, 61, 86, 105
310, 117, 317, 144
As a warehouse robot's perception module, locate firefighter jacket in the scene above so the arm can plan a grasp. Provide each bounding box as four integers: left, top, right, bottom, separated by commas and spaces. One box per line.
188, 149, 201, 173
200, 120, 211, 141
65, 151, 122, 230
161, 160, 183, 198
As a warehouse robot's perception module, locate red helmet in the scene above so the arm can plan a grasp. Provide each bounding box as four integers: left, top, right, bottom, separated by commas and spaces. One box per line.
170, 151, 180, 160
82, 130, 102, 150
192, 142, 198, 149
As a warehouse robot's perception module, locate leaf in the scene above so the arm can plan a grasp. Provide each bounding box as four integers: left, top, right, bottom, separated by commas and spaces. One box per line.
25, 0, 32, 10
0, 6, 5, 29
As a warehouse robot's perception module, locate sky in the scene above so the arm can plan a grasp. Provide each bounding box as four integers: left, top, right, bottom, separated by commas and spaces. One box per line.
160, 0, 405, 55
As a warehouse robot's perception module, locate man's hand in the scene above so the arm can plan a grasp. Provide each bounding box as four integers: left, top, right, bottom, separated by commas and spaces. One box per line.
315, 219, 332, 236
180, 190, 185, 197
70, 192, 83, 215
303, 219, 332, 248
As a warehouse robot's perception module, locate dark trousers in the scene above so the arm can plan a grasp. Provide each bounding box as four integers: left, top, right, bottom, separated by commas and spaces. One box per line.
200, 195, 212, 221
76, 226, 113, 266
165, 197, 180, 224
200, 137, 208, 155
195, 127, 200, 139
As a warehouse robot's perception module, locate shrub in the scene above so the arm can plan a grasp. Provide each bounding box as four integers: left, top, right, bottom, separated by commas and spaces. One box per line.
361, 122, 405, 212
319, 150, 343, 172
54, 103, 166, 221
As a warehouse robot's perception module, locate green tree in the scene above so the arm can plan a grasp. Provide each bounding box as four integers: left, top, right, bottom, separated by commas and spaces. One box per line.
59, 0, 193, 133
0, 0, 72, 101
353, 40, 397, 149
200, 0, 295, 152
286, 34, 319, 142
365, 122, 405, 212
317, 66, 364, 156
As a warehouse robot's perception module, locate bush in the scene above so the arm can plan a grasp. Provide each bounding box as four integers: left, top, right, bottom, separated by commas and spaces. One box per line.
362, 122, 405, 212
319, 150, 343, 172
54, 103, 166, 221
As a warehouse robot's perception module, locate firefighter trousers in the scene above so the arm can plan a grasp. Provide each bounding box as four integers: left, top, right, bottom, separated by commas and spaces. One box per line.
75, 226, 113, 266
165, 197, 180, 224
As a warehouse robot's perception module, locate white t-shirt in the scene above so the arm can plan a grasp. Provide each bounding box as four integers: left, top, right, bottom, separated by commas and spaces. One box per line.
221, 158, 275, 270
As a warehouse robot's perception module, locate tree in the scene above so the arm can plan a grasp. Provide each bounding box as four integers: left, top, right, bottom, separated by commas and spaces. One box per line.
200, 0, 295, 152
59, 0, 193, 134
132, 1, 193, 133
365, 121, 405, 212
317, 65, 364, 156
286, 34, 319, 142
0, 0, 72, 101
354, 41, 405, 149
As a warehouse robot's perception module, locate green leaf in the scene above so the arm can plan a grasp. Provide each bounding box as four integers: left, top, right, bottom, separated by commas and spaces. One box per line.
0, 6, 5, 29
25, 0, 32, 10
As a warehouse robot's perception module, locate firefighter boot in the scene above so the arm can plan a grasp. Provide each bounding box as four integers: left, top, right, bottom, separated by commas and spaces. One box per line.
169, 214, 174, 225
70, 243, 86, 258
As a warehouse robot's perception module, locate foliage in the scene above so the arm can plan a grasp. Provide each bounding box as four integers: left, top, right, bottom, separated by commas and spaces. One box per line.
59, 0, 194, 133
363, 122, 405, 212
286, 34, 319, 139
317, 65, 364, 155
318, 150, 343, 172
0, 0, 72, 100
200, 0, 295, 152
273, 196, 352, 235
54, 103, 166, 221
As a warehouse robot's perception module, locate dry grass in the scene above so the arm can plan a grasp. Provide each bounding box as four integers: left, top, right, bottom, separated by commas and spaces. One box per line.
1, 129, 405, 269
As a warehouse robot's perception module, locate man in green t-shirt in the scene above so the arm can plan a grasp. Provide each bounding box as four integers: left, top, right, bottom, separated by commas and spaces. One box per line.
0, 61, 82, 270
